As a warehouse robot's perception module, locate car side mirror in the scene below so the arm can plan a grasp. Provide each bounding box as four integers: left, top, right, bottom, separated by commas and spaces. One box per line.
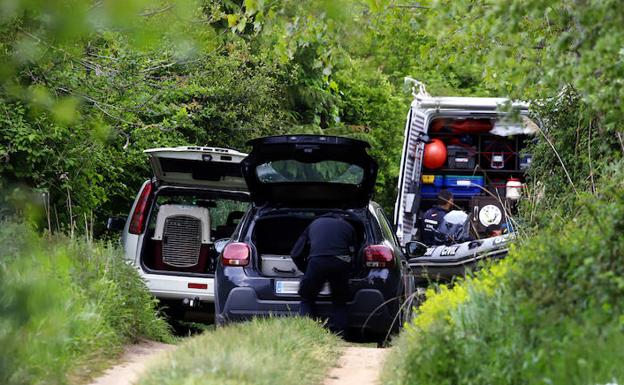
405, 241, 428, 257
106, 217, 126, 232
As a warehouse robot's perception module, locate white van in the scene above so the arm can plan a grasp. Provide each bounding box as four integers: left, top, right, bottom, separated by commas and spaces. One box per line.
395, 80, 535, 247
394, 81, 537, 245
110, 146, 250, 316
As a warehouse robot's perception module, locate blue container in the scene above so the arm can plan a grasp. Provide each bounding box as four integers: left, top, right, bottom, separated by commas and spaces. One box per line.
420, 185, 441, 198
444, 175, 484, 197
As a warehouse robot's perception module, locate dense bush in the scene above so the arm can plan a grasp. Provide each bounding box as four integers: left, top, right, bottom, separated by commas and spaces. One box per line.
0, 223, 172, 385
384, 164, 624, 385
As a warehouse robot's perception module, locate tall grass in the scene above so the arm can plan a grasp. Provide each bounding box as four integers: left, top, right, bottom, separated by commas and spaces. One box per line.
0, 222, 172, 385
137, 317, 342, 385
383, 163, 624, 385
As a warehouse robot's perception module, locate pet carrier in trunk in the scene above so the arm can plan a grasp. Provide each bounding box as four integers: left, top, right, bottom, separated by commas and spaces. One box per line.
151, 204, 211, 273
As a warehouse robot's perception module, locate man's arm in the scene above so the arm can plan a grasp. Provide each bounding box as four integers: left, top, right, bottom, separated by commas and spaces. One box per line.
290, 226, 310, 272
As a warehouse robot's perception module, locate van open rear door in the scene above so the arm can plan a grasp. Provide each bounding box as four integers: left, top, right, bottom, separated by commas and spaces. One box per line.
145, 146, 248, 191
394, 80, 533, 246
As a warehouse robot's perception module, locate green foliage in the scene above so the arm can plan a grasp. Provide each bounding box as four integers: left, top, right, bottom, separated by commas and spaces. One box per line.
330, 60, 406, 209
1, 10, 294, 225
2, 0, 621, 225
137, 317, 342, 385
384, 164, 624, 385
2, 2, 624, 385
0, 0, 414, 226
405, 0, 623, 198
7, 0, 515, 225
0, 222, 172, 385
420, 0, 624, 117
374, 2, 624, 384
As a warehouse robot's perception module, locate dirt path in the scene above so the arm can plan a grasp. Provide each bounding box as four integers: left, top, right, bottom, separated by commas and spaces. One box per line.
323, 346, 389, 385
88, 340, 175, 385
89, 341, 387, 385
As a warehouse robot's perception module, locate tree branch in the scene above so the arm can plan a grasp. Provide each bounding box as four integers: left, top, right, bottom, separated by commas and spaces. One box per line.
139, 4, 174, 17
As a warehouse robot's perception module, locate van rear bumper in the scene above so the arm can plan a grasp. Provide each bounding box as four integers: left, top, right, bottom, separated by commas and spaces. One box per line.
139, 269, 215, 302
217, 287, 396, 335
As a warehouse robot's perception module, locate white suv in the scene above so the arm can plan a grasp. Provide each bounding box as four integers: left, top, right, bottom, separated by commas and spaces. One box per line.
111, 146, 249, 316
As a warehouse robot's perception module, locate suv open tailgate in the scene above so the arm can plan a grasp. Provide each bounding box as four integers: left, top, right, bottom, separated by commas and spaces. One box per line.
145, 146, 247, 190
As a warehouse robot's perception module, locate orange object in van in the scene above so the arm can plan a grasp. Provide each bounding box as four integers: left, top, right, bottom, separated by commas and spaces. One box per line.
450, 119, 493, 133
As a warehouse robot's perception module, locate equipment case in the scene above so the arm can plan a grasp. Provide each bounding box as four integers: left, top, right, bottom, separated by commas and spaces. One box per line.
446, 145, 477, 169
444, 175, 484, 198
260, 254, 303, 277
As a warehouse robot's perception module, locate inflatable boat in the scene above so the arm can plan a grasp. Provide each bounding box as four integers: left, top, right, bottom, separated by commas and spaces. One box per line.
408, 233, 515, 284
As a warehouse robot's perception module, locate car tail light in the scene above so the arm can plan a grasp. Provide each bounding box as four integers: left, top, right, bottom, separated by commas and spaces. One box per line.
221, 242, 250, 267
129, 182, 153, 234
364, 245, 395, 268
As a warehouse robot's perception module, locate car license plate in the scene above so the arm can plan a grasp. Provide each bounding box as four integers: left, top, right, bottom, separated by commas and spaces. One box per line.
275, 281, 330, 295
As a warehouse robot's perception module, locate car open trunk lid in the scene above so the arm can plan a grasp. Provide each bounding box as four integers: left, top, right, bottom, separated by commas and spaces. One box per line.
241, 135, 378, 208
145, 146, 247, 190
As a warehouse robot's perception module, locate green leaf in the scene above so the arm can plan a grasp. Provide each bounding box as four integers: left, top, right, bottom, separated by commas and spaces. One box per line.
227, 14, 239, 28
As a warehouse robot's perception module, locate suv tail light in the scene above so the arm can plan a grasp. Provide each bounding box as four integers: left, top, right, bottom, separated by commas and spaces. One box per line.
364, 245, 395, 268
221, 242, 250, 267
128, 182, 153, 234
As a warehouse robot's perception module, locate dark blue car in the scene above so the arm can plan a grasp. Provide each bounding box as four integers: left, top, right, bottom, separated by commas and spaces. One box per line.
214, 135, 415, 340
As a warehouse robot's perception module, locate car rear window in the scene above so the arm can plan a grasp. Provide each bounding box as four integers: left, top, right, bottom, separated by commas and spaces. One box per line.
255, 160, 364, 184
160, 158, 242, 181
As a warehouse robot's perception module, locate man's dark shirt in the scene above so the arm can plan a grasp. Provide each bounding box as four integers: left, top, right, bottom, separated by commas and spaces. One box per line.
421, 205, 449, 245
290, 215, 356, 271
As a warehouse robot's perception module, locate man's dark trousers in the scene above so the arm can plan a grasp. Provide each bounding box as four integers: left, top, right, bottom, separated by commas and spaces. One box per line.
298, 256, 351, 334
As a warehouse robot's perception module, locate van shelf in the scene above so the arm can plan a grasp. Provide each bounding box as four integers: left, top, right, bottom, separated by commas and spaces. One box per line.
427, 168, 524, 174
480, 169, 524, 174
420, 197, 475, 202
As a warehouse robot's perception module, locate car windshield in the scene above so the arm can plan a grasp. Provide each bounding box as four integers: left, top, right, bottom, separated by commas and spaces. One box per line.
255, 160, 364, 184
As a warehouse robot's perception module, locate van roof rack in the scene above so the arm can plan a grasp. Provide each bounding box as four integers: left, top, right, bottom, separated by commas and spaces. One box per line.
404, 77, 529, 111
